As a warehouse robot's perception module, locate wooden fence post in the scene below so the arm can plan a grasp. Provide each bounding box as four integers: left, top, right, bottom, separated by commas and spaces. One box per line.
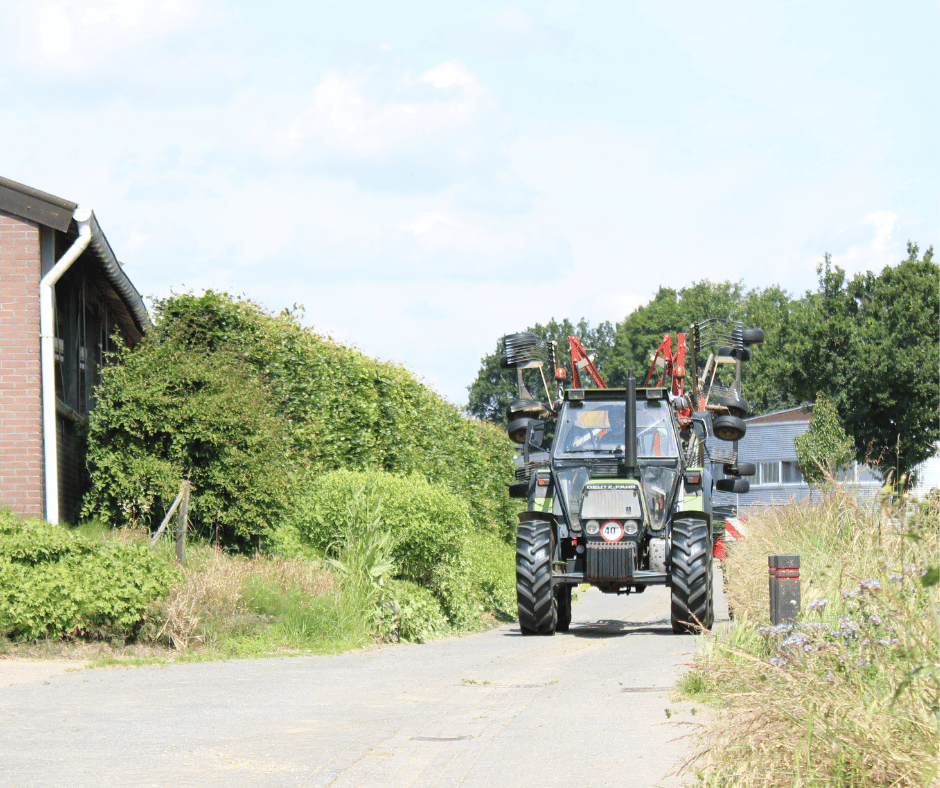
175, 480, 189, 565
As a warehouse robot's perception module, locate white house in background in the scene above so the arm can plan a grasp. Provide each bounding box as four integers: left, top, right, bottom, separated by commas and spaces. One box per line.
712, 405, 939, 512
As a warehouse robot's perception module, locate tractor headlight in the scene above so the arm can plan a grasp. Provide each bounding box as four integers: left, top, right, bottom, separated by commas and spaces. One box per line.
624, 520, 640, 535
584, 519, 600, 535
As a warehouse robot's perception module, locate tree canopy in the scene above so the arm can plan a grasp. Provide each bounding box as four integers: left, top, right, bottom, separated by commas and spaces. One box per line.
783, 244, 939, 479
467, 244, 939, 480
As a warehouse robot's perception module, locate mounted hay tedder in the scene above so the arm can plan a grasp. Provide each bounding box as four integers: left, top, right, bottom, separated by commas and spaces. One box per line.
501, 321, 764, 635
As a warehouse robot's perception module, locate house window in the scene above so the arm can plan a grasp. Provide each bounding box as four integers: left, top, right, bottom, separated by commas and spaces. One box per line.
760, 462, 780, 485
782, 461, 804, 484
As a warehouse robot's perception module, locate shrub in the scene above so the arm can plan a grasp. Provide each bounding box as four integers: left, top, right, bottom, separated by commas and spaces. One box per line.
289, 469, 502, 629
462, 530, 517, 617
794, 393, 855, 485
83, 333, 296, 550
385, 579, 451, 643
0, 512, 178, 640
291, 469, 472, 586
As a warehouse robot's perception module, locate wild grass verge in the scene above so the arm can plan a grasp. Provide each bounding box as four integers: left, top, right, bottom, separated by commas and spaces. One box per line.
677, 488, 939, 788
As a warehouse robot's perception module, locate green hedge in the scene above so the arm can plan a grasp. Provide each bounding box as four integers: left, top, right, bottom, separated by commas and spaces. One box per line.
83, 338, 295, 549
291, 470, 518, 632
85, 291, 517, 547
291, 469, 471, 586
0, 512, 178, 640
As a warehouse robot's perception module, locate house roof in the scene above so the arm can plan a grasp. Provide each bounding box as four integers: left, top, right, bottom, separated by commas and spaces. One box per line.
0, 175, 77, 232
746, 405, 813, 425
0, 175, 151, 334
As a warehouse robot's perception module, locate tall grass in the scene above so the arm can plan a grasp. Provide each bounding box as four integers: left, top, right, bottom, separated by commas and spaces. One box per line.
143, 544, 357, 653
680, 488, 939, 788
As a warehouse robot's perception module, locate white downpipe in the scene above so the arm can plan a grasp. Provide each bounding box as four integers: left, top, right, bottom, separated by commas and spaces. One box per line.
40, 207, 93, 524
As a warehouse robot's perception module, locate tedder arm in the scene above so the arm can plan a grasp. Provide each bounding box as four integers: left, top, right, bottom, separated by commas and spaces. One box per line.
568, 336, 607, 389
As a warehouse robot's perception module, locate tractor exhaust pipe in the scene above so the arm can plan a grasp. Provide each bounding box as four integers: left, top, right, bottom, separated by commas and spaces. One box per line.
625, 371, 639, 479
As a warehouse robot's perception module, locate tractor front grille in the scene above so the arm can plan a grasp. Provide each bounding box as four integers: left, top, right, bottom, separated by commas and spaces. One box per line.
590, 463, 619, 477
586, 543, 636, 582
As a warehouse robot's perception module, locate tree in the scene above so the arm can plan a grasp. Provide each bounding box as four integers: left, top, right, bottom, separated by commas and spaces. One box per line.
83, 330, 296, 549
794, 393, 854, 485
466, 318, 614, 425
783, 244, 939, 480
606, 280, 795, 414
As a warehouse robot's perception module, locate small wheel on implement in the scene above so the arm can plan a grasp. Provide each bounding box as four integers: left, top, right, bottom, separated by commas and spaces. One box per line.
713, 414, 746, 442
508, 417, 534, 444
714, 395, 749, 419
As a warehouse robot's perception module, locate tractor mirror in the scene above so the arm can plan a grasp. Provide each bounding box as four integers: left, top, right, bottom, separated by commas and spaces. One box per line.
523, 420, 546, 463
509, 481, 529, 499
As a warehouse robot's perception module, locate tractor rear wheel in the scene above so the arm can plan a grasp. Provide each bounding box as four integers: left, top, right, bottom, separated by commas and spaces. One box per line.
670, 518, 714, 633
554, 584, 572, 632
516, 520, 557, 635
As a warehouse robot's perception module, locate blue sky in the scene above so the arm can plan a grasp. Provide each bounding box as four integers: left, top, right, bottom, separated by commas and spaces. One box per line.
2, 1, 936, 404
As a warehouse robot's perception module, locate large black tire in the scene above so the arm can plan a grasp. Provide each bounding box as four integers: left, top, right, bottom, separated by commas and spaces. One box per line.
554, 584, 572, 632
516, 520, 557, 635
670, 518, 714, 633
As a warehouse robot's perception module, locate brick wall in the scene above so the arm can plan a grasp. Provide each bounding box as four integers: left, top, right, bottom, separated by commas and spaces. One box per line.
0, 210, 44, 519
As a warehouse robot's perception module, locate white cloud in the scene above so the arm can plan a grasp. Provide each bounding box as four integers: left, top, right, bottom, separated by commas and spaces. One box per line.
13, 0, 216, 73
829, 210, 905, 277
273, 61, 496, 160
398, 211, 465, 248
417, 61, 476, 90
262, 60, 510, 193
863, 210, 899, 252
394, 208, 570, 277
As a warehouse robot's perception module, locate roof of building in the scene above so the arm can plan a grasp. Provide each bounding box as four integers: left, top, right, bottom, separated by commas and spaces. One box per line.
746, 405, 813, 425
0, 175, 77, 232
0, 175, 151, 334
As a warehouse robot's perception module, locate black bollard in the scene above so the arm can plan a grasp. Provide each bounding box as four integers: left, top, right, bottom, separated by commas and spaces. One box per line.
769, 554, 800, 625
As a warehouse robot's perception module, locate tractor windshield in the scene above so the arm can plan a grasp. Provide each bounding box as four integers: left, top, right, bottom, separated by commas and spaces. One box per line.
556, 400, 678, 458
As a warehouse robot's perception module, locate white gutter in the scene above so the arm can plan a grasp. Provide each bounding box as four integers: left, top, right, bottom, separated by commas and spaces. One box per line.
39, 207, 93, 524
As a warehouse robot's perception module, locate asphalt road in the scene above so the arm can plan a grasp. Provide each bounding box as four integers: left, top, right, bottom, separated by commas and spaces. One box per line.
0, 573, 726, 788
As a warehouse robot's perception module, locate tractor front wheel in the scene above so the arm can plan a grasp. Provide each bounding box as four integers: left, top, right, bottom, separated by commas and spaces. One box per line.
516, 520, 557, 635
670, 518, 714, 633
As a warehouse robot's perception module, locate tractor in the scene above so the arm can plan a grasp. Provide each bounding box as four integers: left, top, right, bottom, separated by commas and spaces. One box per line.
502, 321, 764, 635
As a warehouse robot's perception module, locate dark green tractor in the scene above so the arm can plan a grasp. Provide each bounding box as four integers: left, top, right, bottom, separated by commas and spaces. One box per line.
504, 323, 763, 635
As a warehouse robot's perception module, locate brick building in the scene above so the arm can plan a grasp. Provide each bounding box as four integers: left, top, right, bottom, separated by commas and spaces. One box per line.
0, 176, 151, 523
